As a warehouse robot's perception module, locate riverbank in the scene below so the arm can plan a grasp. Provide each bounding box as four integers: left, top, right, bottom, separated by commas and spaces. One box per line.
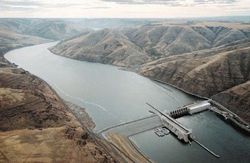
139, 44, 250, 124
0, 56, 121, 162
65, 101, 133, 162
65, 101, 96, 129
106, 132, 152, 163
5, 42, 250, 163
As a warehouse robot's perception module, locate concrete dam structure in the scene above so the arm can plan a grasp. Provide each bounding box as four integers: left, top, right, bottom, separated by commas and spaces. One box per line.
101, 100, 213, 144
100, 100, 250, 160
147, 103, 193, 143
169, 101, 211, 118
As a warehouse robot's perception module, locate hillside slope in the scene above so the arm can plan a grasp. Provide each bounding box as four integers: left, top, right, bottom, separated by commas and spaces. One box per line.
0, 28, 50, 56
0, 27, 119, 162
50, 22, 250, 122
50, 29, 149, 67
0, 19, 90, 40
0, 58, 117, 162
212, 81, 250, 122
50, 22, 250, 67
140, 43, 250, 123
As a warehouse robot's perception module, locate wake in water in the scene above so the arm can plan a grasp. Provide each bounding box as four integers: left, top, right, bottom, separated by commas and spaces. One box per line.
45, 79, 123, 124
152, 81, 180, 110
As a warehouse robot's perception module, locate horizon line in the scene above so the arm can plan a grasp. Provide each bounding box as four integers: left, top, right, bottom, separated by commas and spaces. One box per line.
0, 15, 249, 19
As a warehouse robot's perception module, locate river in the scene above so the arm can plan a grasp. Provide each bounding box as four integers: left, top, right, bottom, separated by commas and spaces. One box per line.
5, 42, 250, 163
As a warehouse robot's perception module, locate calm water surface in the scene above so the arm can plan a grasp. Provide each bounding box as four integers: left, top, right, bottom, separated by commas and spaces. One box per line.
5, 42, 197, 131
5, 42, 250, 163
131, 111, 250, 163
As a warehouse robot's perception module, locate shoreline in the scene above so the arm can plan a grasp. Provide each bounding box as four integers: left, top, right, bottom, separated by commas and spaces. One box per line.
3, 45, 145, 162
65, 101, 96, 129
0, 55, 119, 162
4, 43, 250, 163
65, 101, 128, 162
105, 132, 152, 163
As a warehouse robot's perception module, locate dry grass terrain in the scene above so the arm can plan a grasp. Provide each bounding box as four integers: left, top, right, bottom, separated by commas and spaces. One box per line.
50, 22, 250, 67
0, 19, 90, 40
1, 19, 249, 162
50, 21, 250, 123
140, 44, 250, 123
0, 58, 119, 162
0, 28, 50, 56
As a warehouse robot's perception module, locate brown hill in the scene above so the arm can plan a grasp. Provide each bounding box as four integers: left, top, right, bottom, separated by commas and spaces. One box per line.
0, 19, 90, 40
50, 23, 250, 67
0, 58, 118, 162
50, 29, 149, 67
140, 43, 250, 123
50, 22, 250, 123
0, 28, 50, 56
212, 81, 250, 122
0, 28, 119, 162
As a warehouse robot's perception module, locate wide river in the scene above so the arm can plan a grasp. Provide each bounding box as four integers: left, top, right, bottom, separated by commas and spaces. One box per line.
5, 42, 250, 163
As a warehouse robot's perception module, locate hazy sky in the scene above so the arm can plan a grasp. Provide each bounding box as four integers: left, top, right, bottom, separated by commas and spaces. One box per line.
0, 0, 249, 18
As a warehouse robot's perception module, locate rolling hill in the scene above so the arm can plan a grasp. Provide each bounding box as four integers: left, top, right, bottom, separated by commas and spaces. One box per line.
0, 23, 118, 162
50, 29, 149, 66
0, 19, 90, 40
50, 22, 250, 122
140, 42, 250, 123
50, 22, 250, 67
0, 28, 50, 56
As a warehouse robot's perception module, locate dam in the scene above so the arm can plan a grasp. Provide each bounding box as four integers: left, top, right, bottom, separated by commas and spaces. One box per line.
5, 42, 250, 163
147, 102, 192, 143
99, 101, 211, 142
